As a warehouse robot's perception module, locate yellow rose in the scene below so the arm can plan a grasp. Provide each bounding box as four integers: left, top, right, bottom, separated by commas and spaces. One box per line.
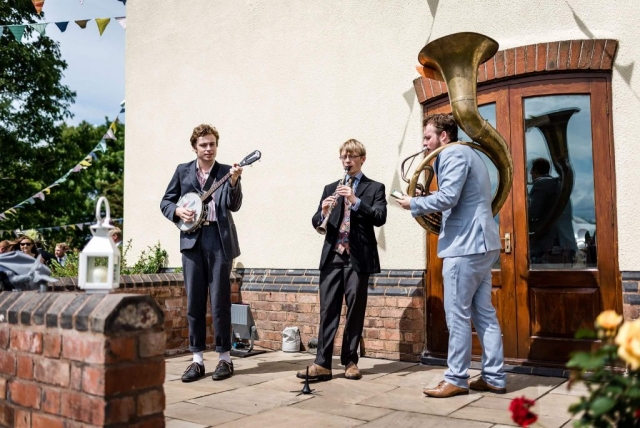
596, 310, 623, 330
615, 319, 640, 370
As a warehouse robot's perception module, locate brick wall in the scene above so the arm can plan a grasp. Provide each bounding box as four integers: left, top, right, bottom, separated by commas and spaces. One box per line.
622, 272, 640, 320
413, 39, 619, 104
0, 292, 165, 428
51, 269, 426, 362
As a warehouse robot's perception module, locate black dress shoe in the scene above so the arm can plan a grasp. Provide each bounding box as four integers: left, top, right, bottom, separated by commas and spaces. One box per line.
212, 360, 234, 381
181, 362, 205, 382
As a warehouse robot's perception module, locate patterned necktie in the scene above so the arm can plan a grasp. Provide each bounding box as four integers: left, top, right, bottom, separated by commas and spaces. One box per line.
334, 177, 355, 255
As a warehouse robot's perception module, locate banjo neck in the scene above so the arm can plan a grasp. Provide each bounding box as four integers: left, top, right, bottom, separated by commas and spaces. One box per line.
200, 171, 232, 202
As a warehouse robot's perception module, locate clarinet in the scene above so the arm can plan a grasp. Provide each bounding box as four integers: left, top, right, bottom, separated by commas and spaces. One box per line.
315, 167, 353, 235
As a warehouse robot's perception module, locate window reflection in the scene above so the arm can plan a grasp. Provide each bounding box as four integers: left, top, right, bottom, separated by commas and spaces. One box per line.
524, 95, 597, 269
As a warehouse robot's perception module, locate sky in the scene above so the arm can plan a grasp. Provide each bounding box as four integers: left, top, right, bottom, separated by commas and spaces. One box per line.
38, 0, 125, 125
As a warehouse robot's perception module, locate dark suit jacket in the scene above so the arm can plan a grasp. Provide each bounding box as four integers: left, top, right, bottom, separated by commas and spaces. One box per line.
160, 160, 242, 260
312, 175, 387, 274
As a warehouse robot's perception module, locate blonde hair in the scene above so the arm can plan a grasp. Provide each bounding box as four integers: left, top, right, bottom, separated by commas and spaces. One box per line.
55, 243, 69, 251
338, 139, 366, 157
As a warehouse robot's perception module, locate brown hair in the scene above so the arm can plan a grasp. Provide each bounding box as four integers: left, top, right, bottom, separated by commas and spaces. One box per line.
423, 113, 458, 142
190, 124, 220, 147
55, 243, 69, 251
338, 139, 366, 157
0, 240, 10, 251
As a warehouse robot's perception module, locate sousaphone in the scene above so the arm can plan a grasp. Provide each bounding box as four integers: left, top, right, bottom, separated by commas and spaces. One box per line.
405, 32, 513, 234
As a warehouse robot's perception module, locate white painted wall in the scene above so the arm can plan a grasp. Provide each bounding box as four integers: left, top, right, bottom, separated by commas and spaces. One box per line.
125, 0, 640, 271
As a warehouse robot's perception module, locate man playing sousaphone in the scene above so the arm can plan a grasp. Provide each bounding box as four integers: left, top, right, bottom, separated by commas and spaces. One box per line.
160, 124, 243, 383
298, 139, 387, 381
396, 113, 507, 398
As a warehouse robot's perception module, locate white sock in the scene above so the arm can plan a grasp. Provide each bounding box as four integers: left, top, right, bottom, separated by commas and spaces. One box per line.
193, 351, 204, 365
219, 351, 231, 363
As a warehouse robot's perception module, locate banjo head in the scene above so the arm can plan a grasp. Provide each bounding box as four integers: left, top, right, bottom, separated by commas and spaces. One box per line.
176, 192, 206, 233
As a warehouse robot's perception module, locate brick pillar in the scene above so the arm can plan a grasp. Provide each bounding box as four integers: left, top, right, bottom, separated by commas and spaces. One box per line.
0, 291, 165, 428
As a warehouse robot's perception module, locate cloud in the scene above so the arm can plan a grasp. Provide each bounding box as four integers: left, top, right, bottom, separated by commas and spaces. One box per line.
40, 0, 125, 125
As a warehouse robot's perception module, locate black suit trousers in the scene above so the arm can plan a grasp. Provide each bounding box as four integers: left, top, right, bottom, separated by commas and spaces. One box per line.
315, 251, 369, 369
182, 223, 232, 353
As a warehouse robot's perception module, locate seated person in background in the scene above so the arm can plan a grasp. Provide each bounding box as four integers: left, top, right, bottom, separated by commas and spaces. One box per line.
54, 243, 69, 266
110, 227, 123, 248
0, 241, 11, 254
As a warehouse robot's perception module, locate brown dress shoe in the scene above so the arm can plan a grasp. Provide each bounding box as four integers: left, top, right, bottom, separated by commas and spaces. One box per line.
469, 377, 507, 394
423, 380, 469, 398
296, 364, 332, 381
344, 362, 362, 380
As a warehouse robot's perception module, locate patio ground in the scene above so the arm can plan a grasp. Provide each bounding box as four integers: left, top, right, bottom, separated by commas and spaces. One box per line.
163, 350, 581, 427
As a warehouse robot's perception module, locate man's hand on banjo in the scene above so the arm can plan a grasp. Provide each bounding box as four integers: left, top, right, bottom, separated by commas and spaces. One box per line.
230, 163, 243, 186
176, 207, 195, 223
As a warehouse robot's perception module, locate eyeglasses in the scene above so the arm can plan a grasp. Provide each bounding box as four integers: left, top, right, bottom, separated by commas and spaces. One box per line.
20, 242, 33, 247
339, 155, 362, 161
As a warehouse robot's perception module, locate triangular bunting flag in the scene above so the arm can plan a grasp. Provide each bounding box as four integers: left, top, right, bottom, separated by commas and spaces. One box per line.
97, 140, 108, 153
55, 22, 69, 33
31, 23, 47, 36
84, 155, 93, 162
7, 209, 17, 215
8, 25, 26, 42
53, 227, 60, 231
43, 188, 52, 195
62, 226, 67, 230
26, 198, 35, 205
69, 225, 76, 230
79, 160, 92, 167
90, 152, 98, 160
75, 20, 89, 29
115, 17, 126, 30
104, 129, 116, 140
0, 214, 6, 221
76, 223, 84, 231
95, 18, 110, 36
72, 165, 83, 172
32, 0, 45, 15
34, 192, 45, 201
117, 0, 127, 5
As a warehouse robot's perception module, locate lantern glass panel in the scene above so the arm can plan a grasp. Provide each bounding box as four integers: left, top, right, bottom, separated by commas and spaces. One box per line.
87, 257, 110, 283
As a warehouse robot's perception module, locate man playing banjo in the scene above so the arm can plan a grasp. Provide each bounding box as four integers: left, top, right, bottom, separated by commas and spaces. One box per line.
160, 124, 243, 382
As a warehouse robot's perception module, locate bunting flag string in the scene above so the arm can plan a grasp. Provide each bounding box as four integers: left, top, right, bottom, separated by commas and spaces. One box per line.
0, 16, 125, 42
0, 102, 125, 222
0, 218, 123, 238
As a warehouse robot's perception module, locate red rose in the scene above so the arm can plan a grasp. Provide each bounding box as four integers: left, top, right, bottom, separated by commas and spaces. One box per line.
509, 396, 538, 427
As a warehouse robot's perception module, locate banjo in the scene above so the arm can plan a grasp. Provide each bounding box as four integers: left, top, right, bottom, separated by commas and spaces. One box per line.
176, 150, 261, 233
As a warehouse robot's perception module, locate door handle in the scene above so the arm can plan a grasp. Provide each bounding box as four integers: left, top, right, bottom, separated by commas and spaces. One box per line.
501, 232, 512, 254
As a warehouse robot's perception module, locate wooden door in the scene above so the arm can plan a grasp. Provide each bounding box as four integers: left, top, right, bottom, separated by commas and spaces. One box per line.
424, 88, 519, 359
423, 75, 621, 365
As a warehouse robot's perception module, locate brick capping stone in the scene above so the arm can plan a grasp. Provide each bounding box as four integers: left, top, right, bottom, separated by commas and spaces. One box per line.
413, 39, 619, 104
47, 269, 426, 361
0, 291, 166, 427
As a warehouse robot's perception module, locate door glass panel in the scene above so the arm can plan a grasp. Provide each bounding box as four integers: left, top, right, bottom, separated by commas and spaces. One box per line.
458, 103, 501, 268
524, 95, 597, 269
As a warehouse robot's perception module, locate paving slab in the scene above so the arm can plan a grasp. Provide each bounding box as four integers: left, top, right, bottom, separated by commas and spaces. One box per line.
165, 401, 244, 426
287, 377, 398, 405
189, 383, 314, 415
360, 410, 493, 427
359, 385, 481, 416
165, 417, 209, 428
215, 406, 364, 428
164, 383, 217, 406
292, 396, 394, 421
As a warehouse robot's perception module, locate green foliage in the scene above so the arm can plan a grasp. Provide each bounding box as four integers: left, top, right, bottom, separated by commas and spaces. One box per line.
121, 241, 168, 275
0, 2, 124, 252
568, 325, 640, 427
50, 241, 169, 278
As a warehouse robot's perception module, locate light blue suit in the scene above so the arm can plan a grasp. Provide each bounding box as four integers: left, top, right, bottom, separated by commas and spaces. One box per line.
410, 143, 506, 389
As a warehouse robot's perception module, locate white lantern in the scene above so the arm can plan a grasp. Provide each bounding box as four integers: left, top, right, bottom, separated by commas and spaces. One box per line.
78, 197, 121, 293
